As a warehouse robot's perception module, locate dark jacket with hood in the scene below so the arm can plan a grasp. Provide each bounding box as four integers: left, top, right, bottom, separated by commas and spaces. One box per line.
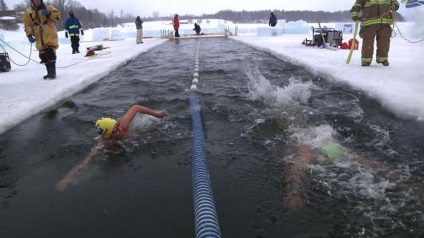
135, 16, 143, 29
269, 12, 277, 26
193, 23, 201, 34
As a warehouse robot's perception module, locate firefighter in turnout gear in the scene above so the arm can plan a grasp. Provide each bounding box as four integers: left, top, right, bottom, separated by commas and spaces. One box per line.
350, 0, 400, 66
64, 10, 84, 54
23, 0, 60, 79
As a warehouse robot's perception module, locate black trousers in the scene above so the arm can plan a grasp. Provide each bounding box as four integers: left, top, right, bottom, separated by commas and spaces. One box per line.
39, 47, 56, 63
70, 36, 80, 52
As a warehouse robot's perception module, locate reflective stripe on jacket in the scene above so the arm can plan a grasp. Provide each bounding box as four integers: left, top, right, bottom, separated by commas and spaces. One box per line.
65, 16, 82, 36
351, 0, 400, 26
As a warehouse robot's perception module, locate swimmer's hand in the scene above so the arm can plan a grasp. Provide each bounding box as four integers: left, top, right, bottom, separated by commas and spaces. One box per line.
55, 176, 73, 192
55, 156, 92, 192
155, 110, 168, 118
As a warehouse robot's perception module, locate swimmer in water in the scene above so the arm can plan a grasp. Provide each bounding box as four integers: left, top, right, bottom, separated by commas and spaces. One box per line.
273, 110, 395, 210
55, 104, 168, 191
95, 105, 168, 140
282, 136, 397, 210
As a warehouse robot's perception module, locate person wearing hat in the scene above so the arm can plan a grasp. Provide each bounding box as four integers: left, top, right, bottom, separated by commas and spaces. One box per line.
22, 0, 60, 79
95, 104, 168, 140
283, 140, 398, 210
55, 104, 168, 191
64, 10, 84, 54
135, 16, 144, 44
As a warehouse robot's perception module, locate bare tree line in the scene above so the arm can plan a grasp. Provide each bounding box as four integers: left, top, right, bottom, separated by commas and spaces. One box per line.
10, 0, 137, 30
202, 9, 406, 23
4, 1, 407, 31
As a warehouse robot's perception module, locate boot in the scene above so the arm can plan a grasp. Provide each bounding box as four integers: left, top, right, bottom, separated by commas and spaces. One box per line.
381, 60, 389, 66
49, 62, 56, 79
377, 60, 389, 66
43, 64, 50, 79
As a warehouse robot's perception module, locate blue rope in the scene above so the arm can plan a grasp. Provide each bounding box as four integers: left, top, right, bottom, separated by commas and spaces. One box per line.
188, 91, 222, 238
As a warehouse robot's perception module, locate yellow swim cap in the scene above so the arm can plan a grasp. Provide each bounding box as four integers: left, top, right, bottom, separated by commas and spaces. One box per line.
95, 117, 117, 139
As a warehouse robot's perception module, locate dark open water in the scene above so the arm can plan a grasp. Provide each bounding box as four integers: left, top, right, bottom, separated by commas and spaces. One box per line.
1, 38, 423, 238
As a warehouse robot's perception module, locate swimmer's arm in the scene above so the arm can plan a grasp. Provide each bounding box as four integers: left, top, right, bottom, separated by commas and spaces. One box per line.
283, 145, 316, 210
354, 154, 400, 181
119, 105, 168, 130
55, 155, 93, 192
293, 145, 315, 166
55, 144, 99, 191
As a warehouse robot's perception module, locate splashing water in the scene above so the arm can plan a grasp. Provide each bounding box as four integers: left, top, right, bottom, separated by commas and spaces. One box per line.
288, 124, 337, 148
245, 66, 315, 108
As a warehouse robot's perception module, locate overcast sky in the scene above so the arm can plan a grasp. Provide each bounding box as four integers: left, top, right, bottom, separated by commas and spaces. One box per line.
6, 0, 353, 17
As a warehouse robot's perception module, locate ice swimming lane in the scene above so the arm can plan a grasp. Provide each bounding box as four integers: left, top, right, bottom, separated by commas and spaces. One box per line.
189, 40, 222, 238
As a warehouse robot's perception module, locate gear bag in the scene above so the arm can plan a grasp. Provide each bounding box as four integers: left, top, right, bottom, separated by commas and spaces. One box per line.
0, 53, 11, 72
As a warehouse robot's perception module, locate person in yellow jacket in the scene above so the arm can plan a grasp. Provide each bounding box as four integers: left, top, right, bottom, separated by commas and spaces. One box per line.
23, 0, 60, 79
350, 0, 399, 66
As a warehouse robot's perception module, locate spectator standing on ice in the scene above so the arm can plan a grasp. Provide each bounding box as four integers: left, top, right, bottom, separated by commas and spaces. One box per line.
269, 12, 277, 27
23, 0, 60, 79
173, 14, 180, 37
135, 16, 143, 44
64, 10, 84, 54
350, 0, 400, 66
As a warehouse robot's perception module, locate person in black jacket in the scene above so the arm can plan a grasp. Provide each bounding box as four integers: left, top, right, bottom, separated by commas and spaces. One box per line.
193, 23, 201, 35
135, 16, 143, 44
64, 10, 84, 54
269, 12, 277, 27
